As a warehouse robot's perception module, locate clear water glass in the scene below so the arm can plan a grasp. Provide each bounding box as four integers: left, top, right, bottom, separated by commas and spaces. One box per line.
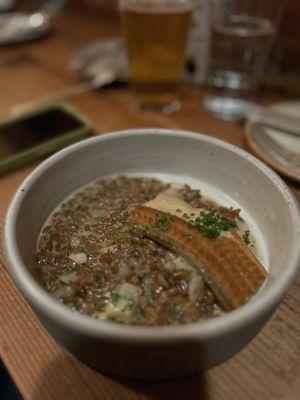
204, 0, 287, 120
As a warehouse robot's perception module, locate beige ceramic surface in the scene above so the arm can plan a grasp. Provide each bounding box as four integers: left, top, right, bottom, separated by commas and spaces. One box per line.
4, 129, 300, 378
245, 101, 300, 181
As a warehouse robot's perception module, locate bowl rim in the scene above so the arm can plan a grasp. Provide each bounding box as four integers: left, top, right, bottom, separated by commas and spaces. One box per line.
4, 128, 300, 343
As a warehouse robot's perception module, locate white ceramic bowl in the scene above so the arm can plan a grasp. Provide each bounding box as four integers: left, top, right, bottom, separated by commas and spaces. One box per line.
4, 129, 300, 378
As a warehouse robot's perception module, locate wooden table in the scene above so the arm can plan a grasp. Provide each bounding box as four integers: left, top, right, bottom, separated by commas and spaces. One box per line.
0, 4, 300, 400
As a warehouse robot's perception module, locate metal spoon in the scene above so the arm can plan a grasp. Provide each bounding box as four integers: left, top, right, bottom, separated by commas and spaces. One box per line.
11, 68, 120, 115
11, 39, 129, 115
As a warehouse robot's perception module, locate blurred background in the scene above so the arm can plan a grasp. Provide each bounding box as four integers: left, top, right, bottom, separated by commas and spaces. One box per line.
0, 1, 300, 397
78, 0, 300, 95
1, 0, 300, 94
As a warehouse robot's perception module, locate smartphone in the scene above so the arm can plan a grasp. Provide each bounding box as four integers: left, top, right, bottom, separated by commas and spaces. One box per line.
0, 103, 92, 175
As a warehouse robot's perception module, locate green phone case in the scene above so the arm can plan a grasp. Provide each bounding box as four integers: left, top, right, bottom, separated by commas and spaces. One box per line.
0, 103, 92, 175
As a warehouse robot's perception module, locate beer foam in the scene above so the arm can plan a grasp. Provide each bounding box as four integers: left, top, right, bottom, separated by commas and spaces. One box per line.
120, 0, 194, 14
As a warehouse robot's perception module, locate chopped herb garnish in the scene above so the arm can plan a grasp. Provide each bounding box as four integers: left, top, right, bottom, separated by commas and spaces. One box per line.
59, 293, 68, 301
132, 307, 144, 323
176, 208, 182, 213
62, 203, 72, 211
80, 247, 91, 258
125, 299, 135, 311
155, 214, 173, 232
189, 211, 236, 239
185, 232, 193, 238
71, 294, 80, 304
242, 230, 253, 246
130, 238, 140, 245
182, 213, 190, 219
94, 271, 102, 280
145, 287, 156, 302
111, 292, 120, 305
62, 267, 75, 274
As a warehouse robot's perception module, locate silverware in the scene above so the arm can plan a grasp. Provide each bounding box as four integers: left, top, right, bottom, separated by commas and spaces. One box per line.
11, 37, 129, 115
246, 105, 300, 138
252, 122, 300, 169
11, 68, 119, 115
69, 37, 126, 73
11, 34, 199, 115
69, 36, 200, 83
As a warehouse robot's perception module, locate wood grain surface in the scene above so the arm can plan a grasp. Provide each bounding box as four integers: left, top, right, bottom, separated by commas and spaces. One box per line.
0, 3, 300, 400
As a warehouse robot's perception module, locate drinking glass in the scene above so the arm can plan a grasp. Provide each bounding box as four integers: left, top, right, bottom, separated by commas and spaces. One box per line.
120, 0, 194, 113
204, 0, 287, 120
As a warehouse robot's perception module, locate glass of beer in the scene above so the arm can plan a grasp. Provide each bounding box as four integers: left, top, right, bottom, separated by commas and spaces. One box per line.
120, 0, 194, 113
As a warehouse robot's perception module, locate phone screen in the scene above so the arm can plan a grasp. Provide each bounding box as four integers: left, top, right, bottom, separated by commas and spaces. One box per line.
0, 109, 83, 159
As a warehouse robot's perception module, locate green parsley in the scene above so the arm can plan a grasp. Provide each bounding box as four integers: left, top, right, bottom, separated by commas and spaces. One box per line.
80, 248, 91, 258
132, 307, 144, 323
185, 232, 193, 238
62, 266, 75, 274
188, 211, 236, 239
125, 299, 135, 311
130, 238, 140, 245
62, 203, 72, 211
123, 258, 131, 266
94, 271, 102, 281
243, 230, 251, 245
59, 292, 68, 301
71, 290, 80, 304
111, 292, 120, 305
155, 214, 173, 232
144, 287, 156, 302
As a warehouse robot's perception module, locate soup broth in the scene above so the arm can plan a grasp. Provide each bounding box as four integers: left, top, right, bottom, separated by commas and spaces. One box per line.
36, 176, 256, 326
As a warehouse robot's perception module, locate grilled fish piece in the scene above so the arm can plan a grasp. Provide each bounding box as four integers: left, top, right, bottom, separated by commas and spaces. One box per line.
128, 194, 267, 311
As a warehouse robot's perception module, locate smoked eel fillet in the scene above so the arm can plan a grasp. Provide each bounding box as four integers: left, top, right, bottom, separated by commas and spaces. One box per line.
128, 193, 267, 311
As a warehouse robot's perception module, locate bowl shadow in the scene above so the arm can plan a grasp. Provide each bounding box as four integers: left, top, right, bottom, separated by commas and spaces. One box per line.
114, 373, 208, 400
31, 350, 209, 400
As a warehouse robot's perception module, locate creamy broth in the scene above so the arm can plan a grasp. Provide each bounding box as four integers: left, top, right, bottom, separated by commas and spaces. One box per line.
36, 176, 256, 326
